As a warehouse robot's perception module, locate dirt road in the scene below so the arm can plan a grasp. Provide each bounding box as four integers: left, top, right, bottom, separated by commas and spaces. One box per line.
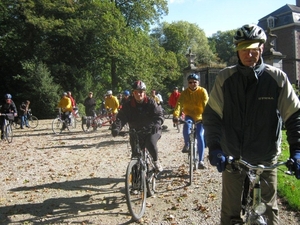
0, 119, 299, 224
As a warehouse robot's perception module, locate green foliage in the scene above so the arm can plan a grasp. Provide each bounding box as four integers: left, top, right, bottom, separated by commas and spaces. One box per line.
19, 60, 61, 118
208, 30, 237, 66
153, 21, 217, 67
278, 131, 300, 210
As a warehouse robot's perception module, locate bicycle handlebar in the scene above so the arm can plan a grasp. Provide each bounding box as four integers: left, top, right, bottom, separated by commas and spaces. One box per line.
227, 156, 294, 175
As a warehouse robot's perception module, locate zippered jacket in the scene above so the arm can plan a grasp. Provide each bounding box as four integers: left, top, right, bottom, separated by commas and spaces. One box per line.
173, 86, 208, 121
203, 59, 300, 163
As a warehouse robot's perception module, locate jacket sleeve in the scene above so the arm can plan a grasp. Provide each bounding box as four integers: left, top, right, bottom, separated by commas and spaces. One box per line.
203, 104, 222, 151
202, 75, 224, 151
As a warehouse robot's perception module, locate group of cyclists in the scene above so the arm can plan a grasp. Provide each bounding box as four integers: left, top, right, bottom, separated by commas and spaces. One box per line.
3, 23, 300, 224
0, 94, 34, 139
113, 24, 300, 225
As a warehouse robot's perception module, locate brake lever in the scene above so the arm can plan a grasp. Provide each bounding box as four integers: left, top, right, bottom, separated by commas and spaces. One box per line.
285, 158, 294, 176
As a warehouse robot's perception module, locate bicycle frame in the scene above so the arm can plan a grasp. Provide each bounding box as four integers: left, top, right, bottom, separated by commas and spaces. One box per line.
130, 128, 157, 195
181, 119, 201, 185
125, 128, 157, 221
82, 110, 114, 132
0, 113, 14, 143
227, 157, 294, 225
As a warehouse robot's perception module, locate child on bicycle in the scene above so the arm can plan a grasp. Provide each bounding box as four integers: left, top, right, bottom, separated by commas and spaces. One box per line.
111, 80, 164, 172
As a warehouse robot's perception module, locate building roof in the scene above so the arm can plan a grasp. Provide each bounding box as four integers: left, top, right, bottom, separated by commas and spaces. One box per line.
258, 4, 300, 29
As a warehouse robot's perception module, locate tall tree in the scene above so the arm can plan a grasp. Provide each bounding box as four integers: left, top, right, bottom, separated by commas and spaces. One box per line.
208, 30, 237, 66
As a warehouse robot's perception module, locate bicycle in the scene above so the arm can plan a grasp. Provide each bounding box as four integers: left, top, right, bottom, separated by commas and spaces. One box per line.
179, 120, 202, 185
226, 156, 294, 225
72, 106, 81, 122
52, 109, 76, 134
125, 128, 159, 221
82, 109, 114, 132
12, 109, 38, 129
0, 113, 14, 143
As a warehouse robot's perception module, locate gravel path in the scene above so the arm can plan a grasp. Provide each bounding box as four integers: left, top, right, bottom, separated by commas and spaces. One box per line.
0, 118, 299, 225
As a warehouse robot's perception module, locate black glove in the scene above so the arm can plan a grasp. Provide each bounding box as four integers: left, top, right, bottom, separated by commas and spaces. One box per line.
151, 124, 161, 134
173, 117, 179, 123
112, 129, 119, 137
292, 150, 300, 179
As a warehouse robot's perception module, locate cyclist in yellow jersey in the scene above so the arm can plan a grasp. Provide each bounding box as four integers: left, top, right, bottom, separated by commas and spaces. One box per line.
105, 90, 119, 121
57, 92, 72, 130
173, 73, 208, 169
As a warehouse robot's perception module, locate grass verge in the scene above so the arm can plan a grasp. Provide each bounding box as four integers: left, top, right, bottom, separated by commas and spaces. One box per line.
277, 130, 300, 210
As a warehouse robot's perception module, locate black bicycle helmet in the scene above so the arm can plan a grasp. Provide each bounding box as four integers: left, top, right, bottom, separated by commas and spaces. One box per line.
233, 24, 267, 46
132, 80, 146, 90
187, 73, 199, 81
4, 93, 12, 99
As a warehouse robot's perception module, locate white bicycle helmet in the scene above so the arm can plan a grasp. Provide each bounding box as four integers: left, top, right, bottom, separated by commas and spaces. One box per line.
106, 90, 113, 95
233, 24, 267, 50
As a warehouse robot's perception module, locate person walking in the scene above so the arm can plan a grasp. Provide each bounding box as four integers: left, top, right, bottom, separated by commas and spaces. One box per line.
111, 80, 164, 172
19, 100, 30, 129
202, 24, 300, 225
83, 92, 96, 117
173, 73, 208, 169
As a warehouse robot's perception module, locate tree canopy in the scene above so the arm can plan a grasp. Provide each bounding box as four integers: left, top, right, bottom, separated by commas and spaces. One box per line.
0, 0, 229, 118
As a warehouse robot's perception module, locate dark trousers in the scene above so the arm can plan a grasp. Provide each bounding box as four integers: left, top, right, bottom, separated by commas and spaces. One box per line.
130, 132, 161, 161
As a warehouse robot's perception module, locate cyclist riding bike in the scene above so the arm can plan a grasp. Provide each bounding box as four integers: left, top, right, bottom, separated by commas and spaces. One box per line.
203, 24, 300, 225
111, 80, 164, 172
173, 73, 209, 169
105, 90, 119, 121
57, 92, 73, 131
0, 94, 17, 139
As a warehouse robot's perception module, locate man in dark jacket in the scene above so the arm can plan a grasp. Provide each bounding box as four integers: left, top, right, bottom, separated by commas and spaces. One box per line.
203, 24, 300, 225
83, 92, 96, 117
111, 80, 164, 172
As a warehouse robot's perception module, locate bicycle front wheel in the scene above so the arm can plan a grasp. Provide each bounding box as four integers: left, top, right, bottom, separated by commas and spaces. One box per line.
52, 118, 63, 134
28, 116, 38, 128
125, 159, 147, 221
5, 124, 13, 143
188, 141, 194, 185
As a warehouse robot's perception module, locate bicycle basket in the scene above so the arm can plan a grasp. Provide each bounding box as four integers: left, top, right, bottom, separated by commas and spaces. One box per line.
5, 114, 14, 121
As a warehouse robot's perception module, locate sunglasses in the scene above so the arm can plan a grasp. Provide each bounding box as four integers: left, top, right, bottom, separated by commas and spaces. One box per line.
189, 81, 197, 84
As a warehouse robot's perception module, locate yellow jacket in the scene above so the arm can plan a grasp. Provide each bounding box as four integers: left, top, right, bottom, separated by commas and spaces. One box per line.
57, 96, 72, 112
173, 86, 208, 121
105, 96, 119, 114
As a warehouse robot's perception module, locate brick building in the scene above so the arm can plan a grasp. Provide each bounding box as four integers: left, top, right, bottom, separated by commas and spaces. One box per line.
258, 1, 300, 85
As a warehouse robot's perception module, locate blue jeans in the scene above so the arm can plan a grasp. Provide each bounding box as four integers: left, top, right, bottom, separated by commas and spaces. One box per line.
21, 115, 29, 128
182, 115, 205, 162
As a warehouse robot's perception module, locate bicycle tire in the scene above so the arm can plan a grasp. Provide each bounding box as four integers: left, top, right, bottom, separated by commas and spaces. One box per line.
82, 117, 96, 132
28, 116, 39, 128
52, 118, 63, 134
5, 123, 13, 143
146, 154, 156, 197
75, 113, 81, 122
176, 123, 181, 133
193, 138, 199, 170
188, 132, 195, 185
12, 118, 20, 129
125, 159, 147, 221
